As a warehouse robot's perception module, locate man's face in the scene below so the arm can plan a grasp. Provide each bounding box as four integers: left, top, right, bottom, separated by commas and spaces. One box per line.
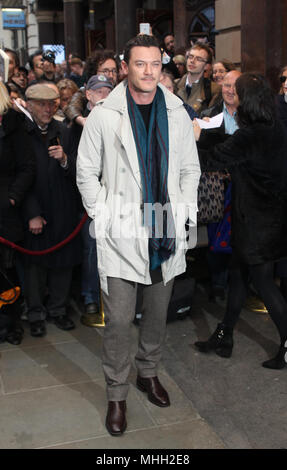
97, 58, 118, 85
164, 35, 175, 53
42, 60, 56, 75
86, 86, 111, 108
12, 68, 28, 88
32, 55, 44, 79
27, 100, 55, 128
122, 46, 162, 95
186, 47, 208, 77
222, 71, 241, 108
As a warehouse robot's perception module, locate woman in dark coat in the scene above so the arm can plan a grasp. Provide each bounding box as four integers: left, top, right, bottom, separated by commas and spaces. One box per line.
276, 65, 287, 131
194, 73, 287, 369
0, 82, 36, 344
275, 66, 287, 298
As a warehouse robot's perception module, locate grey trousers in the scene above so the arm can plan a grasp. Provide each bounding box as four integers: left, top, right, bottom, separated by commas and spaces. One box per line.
102, 274, 174, 401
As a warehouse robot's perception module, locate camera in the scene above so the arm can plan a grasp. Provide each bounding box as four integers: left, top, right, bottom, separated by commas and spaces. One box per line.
42, 50, 56, 64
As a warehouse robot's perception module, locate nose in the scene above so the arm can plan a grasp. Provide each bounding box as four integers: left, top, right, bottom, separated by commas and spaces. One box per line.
144, 63, 152, 74
44, 102, 54, 111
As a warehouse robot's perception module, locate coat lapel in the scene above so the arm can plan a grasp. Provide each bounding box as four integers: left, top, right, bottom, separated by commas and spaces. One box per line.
118, 111, 142, 189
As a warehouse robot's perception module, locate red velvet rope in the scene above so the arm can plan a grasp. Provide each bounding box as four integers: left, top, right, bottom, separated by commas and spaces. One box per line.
0, 213, 88, 256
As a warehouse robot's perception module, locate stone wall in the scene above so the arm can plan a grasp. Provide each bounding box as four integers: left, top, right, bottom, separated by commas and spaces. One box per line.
215, 0, 241, 66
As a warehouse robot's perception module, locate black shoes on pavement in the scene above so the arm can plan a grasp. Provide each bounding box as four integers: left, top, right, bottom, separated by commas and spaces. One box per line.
194, 322, 234, 358
262, 341, 287, 370
30, 315, 75, 337
105, 376, 170, 436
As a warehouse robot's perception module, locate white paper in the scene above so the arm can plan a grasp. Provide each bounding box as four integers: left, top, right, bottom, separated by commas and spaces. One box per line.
196, 112, 223, 129
13, 99, 34, 121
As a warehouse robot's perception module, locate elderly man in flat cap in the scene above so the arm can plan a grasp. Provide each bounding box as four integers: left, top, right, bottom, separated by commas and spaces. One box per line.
22, 84, 82, 337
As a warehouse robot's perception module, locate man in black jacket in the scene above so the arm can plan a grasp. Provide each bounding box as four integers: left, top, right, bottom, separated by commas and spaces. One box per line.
23, 84, 82, 337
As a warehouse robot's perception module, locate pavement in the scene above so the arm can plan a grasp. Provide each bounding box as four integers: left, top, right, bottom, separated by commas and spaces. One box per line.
0, 275, 286, 450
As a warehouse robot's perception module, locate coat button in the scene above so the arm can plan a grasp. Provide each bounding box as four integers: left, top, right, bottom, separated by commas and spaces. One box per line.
120, 168, 126, 173
119, 191, 124, 196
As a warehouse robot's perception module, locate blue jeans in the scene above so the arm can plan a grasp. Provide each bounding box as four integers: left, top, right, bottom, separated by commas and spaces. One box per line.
81, 215, 100, 306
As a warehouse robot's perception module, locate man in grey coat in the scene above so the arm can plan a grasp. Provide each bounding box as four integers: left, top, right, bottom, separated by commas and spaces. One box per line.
77, 35, 200, 436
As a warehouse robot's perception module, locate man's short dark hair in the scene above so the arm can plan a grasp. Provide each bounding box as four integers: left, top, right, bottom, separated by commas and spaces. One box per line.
189, 42, 213, 65
123, 34, 161, 64
84, 50, 117, 80
163, 32, 174, 41
29, 50, 43, 70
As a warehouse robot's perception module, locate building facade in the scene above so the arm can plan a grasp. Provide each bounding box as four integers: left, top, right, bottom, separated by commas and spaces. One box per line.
0, 0, 287, 90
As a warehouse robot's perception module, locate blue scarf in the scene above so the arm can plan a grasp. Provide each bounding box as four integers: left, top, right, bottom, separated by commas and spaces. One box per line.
127, 86, 175, 270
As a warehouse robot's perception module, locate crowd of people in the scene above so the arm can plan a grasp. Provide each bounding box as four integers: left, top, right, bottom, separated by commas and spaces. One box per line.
1, 30, 287, 436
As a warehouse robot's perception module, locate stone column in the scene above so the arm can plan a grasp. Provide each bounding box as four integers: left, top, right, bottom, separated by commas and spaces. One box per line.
173, 0, 187, 50
35, 10, 55, 47
63, 0, 85, 59
114, 0, 137, 54
241, 0, 287, 90
215, 0, 241, 66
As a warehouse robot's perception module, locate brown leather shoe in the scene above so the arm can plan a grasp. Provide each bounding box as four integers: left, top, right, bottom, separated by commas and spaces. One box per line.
105, 400, 127, 436
136, 376, 170, 407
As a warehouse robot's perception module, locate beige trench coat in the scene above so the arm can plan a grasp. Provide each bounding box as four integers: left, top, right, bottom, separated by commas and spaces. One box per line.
77, 80, 201, 293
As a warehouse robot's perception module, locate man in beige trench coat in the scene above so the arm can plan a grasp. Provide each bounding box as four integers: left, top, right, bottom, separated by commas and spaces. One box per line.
77, 34, 201, 436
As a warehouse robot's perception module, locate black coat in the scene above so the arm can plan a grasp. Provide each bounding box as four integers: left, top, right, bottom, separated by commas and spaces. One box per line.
201, 120, 287, 265
276, 94, 287, 131
22, 118, 82, 268
0, 109, 35, 242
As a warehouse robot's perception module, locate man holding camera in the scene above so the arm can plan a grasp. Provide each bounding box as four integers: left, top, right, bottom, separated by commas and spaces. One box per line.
22, 84, 82, 338
41, 50, 57, 82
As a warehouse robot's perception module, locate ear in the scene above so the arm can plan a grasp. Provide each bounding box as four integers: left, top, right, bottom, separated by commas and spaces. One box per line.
121, 60, 128, 75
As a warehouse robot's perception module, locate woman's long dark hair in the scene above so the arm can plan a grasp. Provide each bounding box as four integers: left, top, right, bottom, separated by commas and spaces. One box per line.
236, 73, 276, 127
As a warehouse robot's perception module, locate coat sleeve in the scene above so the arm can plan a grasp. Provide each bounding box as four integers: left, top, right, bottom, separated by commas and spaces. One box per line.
200, 127, 251, 171
178, 108, 201, 227
65, 90, 87, 122
76, 107, 103, 219
8, 126, 36, 206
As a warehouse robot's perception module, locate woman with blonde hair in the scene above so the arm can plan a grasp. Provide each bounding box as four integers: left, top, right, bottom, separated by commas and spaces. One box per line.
0, 81, 35, 345
56, 78, 78, 112
0, 80, 12, 114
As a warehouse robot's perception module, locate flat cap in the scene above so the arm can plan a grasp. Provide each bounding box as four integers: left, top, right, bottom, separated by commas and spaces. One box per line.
25, 84, 59, 100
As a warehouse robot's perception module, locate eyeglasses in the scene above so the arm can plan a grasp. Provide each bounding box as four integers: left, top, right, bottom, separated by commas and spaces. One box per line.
186, 53, 207, 64
280, 76, 287, 83
98, 68, 117, 75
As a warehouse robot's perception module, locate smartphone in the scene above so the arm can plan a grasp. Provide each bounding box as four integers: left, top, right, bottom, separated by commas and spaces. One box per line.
48, 136, 60, 147
139, 23, 150, 35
